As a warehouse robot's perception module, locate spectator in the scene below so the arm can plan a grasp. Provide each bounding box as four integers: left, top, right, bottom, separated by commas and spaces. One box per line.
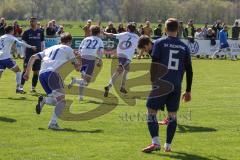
185, 19, 196, 38
142, 21, 153, 37
137, 24, 144, 36
13, 20, 23, 37
57, 25, 64, 36
105, 21, 117, 34
154, 23, 163, 38
232, 21, 240, 40
178, 21, 186, 39
212, 20, 223, 39
202, 23, 209, 39
0, 18, 7, 36
37, 21, 44, 33
206, 28, 216, 45
195, 28, 205, 40
52, 19, 59, 32
117, 23, 125, 33
83, 19, 92, 37
46, 21, 56, 37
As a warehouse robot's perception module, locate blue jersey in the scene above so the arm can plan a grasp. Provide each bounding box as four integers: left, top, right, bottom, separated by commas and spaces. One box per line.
151, 36, 191, 88
22, 28, 44, 55
219, 29, 228, 46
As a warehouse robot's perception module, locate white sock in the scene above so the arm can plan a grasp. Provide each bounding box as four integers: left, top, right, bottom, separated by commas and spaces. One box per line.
164, 143, 171, 148
50, 100, 66, 124
16, 72, 22, 89
50, 112, 58, 125
152, 136, 160, 145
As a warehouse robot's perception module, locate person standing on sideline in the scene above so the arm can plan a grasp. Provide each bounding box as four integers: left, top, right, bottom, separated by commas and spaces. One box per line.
20, 17, 45, 93
83, 20, 92, 37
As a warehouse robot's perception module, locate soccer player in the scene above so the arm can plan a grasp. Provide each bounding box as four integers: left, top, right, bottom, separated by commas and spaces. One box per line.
211, 25, 236, 60
20, 17, 45, 93
23, 33, 80, 130
0, 26, 36, 93
103, 23, 140, 97
68, 25, 104, 101
142, 18, 193, 153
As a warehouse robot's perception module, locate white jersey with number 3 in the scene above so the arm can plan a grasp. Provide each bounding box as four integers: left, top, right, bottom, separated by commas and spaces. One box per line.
79, 36, 104, 58
115, 32, 139, 60
37, 44, 75, 74
0, 34, 32, 60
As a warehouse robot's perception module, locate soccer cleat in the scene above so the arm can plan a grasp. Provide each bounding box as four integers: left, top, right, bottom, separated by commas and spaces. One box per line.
36, 96, 44, 115
104, 86, 109, 97
158, 118, 169, 125
142, 144, 161, 153
68, 77, 76, 89
120, 87, 128, 94
164, 143, 172, 152
48, 123, 62, 130
16, 89, 26, 94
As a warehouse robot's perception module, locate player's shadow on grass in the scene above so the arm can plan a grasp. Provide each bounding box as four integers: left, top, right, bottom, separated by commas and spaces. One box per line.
0, 116, 17, 123
38, 127, 103, 134
157, 151, 211, 160
177, 124, 217, 133
0, 97, 34, 102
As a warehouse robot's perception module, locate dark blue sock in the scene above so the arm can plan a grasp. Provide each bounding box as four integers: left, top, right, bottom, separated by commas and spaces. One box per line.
32, 74, 39, 88
147, 114, 159, 138
166, 117, 177, 144
21, 71, 26, 86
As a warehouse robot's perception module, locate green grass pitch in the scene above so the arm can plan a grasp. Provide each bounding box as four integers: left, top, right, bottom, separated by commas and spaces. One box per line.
0, 59, 240, 160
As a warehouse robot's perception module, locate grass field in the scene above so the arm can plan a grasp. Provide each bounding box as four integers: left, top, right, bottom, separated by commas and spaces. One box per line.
0, 59, 240, 160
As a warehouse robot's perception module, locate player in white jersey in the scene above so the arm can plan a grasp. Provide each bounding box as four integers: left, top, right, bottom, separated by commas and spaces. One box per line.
68, 25, 104, 101
0, 26, 36, 93
23, 33, 80, 130
103, 23, 140, 97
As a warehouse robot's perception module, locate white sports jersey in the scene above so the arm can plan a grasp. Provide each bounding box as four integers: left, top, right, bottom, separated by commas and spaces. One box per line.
79, 36, 104, 59
0, 34, 32, 60
115, 32, 139, 60
37, 44, 75, 74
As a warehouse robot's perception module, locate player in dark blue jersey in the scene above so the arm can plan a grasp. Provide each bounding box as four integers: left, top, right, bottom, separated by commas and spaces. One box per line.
19, 17, 45, 93
140, 18, 193, 153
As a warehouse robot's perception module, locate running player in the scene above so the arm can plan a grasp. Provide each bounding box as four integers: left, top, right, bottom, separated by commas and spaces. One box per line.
0, 26, 36, 93
20, 17, 45, 93
68, 25, 104, 101
23, 33, 80, 130
211, 25, 236, 60
103, 23, 140, 97
142, 18, 193, 153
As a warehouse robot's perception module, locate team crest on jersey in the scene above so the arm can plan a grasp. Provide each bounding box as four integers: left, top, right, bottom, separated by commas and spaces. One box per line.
188, 41, 199, 54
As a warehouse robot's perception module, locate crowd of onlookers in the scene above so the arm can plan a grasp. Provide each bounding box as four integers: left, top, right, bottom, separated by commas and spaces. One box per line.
1, 17, 240, 41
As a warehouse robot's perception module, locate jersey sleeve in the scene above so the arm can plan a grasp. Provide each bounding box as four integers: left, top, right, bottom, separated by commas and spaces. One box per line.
184, 46, 193, 92
36, 51, 46, 60
13, 36, 32, 48
115, 33, 125, 40
41, 30, 45, 42
22, 31, 28, 42
79, 39, 85, 51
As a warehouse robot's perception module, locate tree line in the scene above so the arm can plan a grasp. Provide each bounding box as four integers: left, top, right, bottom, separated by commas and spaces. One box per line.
0, 0, 239, 24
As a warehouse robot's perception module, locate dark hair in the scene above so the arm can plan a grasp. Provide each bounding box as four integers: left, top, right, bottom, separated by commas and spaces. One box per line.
5, 26, 14, 34
127, 23, 136, 33
138, 35, 151, 49
165, 18, 179, 32
30, 17, 37, 22
60, 32, 72, 44
90, 25, 101, 36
